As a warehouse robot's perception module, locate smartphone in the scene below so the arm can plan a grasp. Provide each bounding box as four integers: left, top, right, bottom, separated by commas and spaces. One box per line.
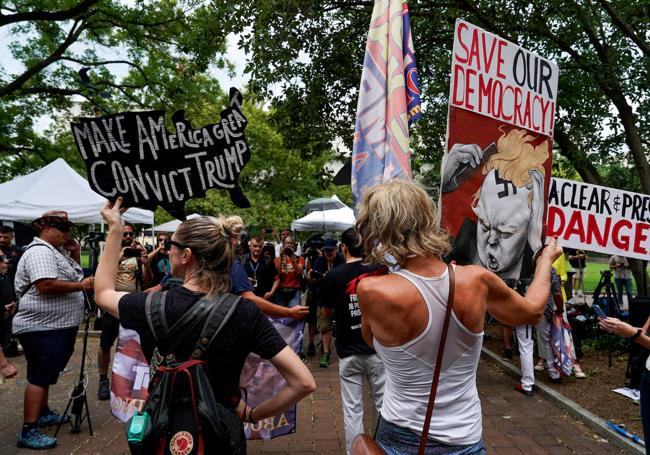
163, 239, 171, 250
123, 247, 141, 258
592, 305, 606, 319
310, 270, 324, 280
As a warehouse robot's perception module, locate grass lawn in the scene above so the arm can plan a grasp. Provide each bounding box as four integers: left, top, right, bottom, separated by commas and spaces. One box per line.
581, 260, 637, 293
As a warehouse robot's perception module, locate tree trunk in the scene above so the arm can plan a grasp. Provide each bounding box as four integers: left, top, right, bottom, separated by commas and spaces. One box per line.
554, 126, 605, 186
630, 259, 649, 297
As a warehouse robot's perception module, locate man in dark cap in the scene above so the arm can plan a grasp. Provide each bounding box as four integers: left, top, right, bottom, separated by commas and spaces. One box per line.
310, 237, 344, 368
13, 211, 94, 450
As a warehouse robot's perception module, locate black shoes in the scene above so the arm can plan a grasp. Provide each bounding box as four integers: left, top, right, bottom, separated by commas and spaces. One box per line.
98, 377, 110, 401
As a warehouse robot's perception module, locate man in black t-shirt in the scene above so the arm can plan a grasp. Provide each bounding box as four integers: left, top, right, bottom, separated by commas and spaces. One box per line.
242, 236, 279, 299
321, 228, 385, 454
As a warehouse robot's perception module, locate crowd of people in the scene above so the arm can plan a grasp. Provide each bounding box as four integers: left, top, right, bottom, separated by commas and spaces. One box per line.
0, 180, 645, 454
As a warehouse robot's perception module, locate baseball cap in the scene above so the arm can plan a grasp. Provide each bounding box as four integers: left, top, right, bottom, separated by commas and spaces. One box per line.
322, 238, 338, 250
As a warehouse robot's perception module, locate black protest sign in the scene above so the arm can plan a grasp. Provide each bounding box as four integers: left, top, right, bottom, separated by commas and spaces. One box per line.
71, 88, 251, 219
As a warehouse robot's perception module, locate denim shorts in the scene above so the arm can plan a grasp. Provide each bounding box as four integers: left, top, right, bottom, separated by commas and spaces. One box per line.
376, 418, 486, 455
18, 327, 77, 386
274, 288, 301, 308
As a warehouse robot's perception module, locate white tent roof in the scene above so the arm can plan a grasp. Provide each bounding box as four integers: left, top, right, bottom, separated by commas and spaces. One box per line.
0, 158, 154, 224
146, 213, 202, 234
292, 205, 355, 232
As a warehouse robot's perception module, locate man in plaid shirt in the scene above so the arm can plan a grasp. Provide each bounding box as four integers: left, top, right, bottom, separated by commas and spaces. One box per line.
13, 211, 94, 450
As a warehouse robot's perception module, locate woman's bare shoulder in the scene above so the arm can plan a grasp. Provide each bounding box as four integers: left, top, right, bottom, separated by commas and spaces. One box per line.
357, 274, 411, 303
453, 264, 494, 295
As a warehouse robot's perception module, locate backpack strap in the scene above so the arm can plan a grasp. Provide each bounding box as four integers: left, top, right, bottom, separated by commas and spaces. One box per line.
158, 293, 228, 358
145, 291, 169, 344
191, 294, 241, 359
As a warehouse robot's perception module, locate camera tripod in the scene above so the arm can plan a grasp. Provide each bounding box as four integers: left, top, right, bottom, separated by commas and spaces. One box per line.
593, 270, 622, 367
53, 293, 94, 437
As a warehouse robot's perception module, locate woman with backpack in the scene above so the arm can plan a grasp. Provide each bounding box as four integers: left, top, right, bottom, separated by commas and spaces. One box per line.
94, 197, 315, 454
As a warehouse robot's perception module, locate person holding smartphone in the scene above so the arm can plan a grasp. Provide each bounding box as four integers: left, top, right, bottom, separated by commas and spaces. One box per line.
600, 315, 650, 453
147, 233, 171, 285
274, 236, 304, 308
97, 222, 151, 401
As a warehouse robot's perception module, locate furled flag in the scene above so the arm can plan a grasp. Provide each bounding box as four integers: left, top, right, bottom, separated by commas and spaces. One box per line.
351, 0, 422, 210
402, 2, 422, 124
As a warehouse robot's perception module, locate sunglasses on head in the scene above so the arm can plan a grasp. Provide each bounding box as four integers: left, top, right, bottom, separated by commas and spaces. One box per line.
49, 222, 71, 233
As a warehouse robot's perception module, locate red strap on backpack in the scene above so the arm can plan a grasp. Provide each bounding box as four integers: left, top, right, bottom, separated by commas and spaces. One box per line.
417, 264, 455, 455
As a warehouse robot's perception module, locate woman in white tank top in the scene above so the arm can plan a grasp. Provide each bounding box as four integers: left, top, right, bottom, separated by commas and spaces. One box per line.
354, 181, 562, 455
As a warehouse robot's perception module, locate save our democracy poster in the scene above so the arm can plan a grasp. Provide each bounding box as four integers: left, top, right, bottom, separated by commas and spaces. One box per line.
440, 19, 559, 282
548, 178, 650, 261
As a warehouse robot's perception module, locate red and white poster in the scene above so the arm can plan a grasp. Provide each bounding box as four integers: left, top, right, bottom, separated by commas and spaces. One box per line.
548, 178, 650, 260
110, 326, 150, 422
440, 19, 559, 282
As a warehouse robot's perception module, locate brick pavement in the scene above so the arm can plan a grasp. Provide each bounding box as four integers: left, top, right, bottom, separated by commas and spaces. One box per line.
0, 337, 625, 454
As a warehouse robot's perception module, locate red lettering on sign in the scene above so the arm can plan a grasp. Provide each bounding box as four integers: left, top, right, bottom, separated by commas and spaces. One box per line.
455, 22, 469, 63
465, 67, 476, 110
547, 206, 565, 237
496, 40, 507, 79
452, 65, 465, 105
467, 29, 481, 70
586, 214, 610, 247
481, 32, 498, 73
612, 219, 632, 250
564, 210, 586, 243
634, 222, 650, 255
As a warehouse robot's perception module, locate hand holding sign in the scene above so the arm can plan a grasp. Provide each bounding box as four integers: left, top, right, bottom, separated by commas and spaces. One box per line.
72, 88, 251, 219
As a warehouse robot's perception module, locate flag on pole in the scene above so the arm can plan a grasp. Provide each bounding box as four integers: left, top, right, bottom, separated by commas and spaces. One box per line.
402, 2, 422, 125
351, 0, 422, 210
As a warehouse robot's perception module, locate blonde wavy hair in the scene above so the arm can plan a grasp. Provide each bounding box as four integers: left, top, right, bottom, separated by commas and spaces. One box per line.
174, 215, 241, 296
355, 181, 450, 267
473, 127, 548, 207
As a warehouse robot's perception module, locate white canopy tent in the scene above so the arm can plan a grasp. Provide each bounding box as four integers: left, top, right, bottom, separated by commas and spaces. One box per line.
144, 213, 202, 234
292, 205, 355, 232
0, 158, 154, 225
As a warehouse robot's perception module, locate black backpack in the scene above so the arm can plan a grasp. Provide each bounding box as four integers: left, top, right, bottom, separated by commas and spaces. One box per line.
125, 291, 246, 455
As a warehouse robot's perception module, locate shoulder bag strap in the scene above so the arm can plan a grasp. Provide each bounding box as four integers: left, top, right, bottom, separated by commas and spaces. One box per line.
191, 293, 241, 359
17, 244, 53, 299
418, 263, 456, 455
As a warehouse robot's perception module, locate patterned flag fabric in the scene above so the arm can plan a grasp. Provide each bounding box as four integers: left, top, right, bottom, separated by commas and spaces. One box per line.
550, 313, 575, 377
351, 0, 421, 210
402, 2, 422, 125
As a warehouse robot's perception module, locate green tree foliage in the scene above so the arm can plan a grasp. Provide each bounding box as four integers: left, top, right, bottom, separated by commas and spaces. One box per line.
185, 98, 347, 231
225, 0, 648, 192
0, 0, 231, 179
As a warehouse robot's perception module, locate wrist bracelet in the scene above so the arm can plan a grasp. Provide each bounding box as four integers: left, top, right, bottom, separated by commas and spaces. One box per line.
631, 329, 643, 341
249, 407, 257, 424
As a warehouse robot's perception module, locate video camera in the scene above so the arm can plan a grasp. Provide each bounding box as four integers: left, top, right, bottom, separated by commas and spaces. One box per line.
87, 232, 106, 243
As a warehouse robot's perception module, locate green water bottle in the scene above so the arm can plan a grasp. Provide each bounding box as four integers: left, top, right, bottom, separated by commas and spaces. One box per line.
127, 412, 149, 443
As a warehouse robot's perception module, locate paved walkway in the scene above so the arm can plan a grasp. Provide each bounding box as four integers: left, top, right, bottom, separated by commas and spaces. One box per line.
0, 337, 623, 454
